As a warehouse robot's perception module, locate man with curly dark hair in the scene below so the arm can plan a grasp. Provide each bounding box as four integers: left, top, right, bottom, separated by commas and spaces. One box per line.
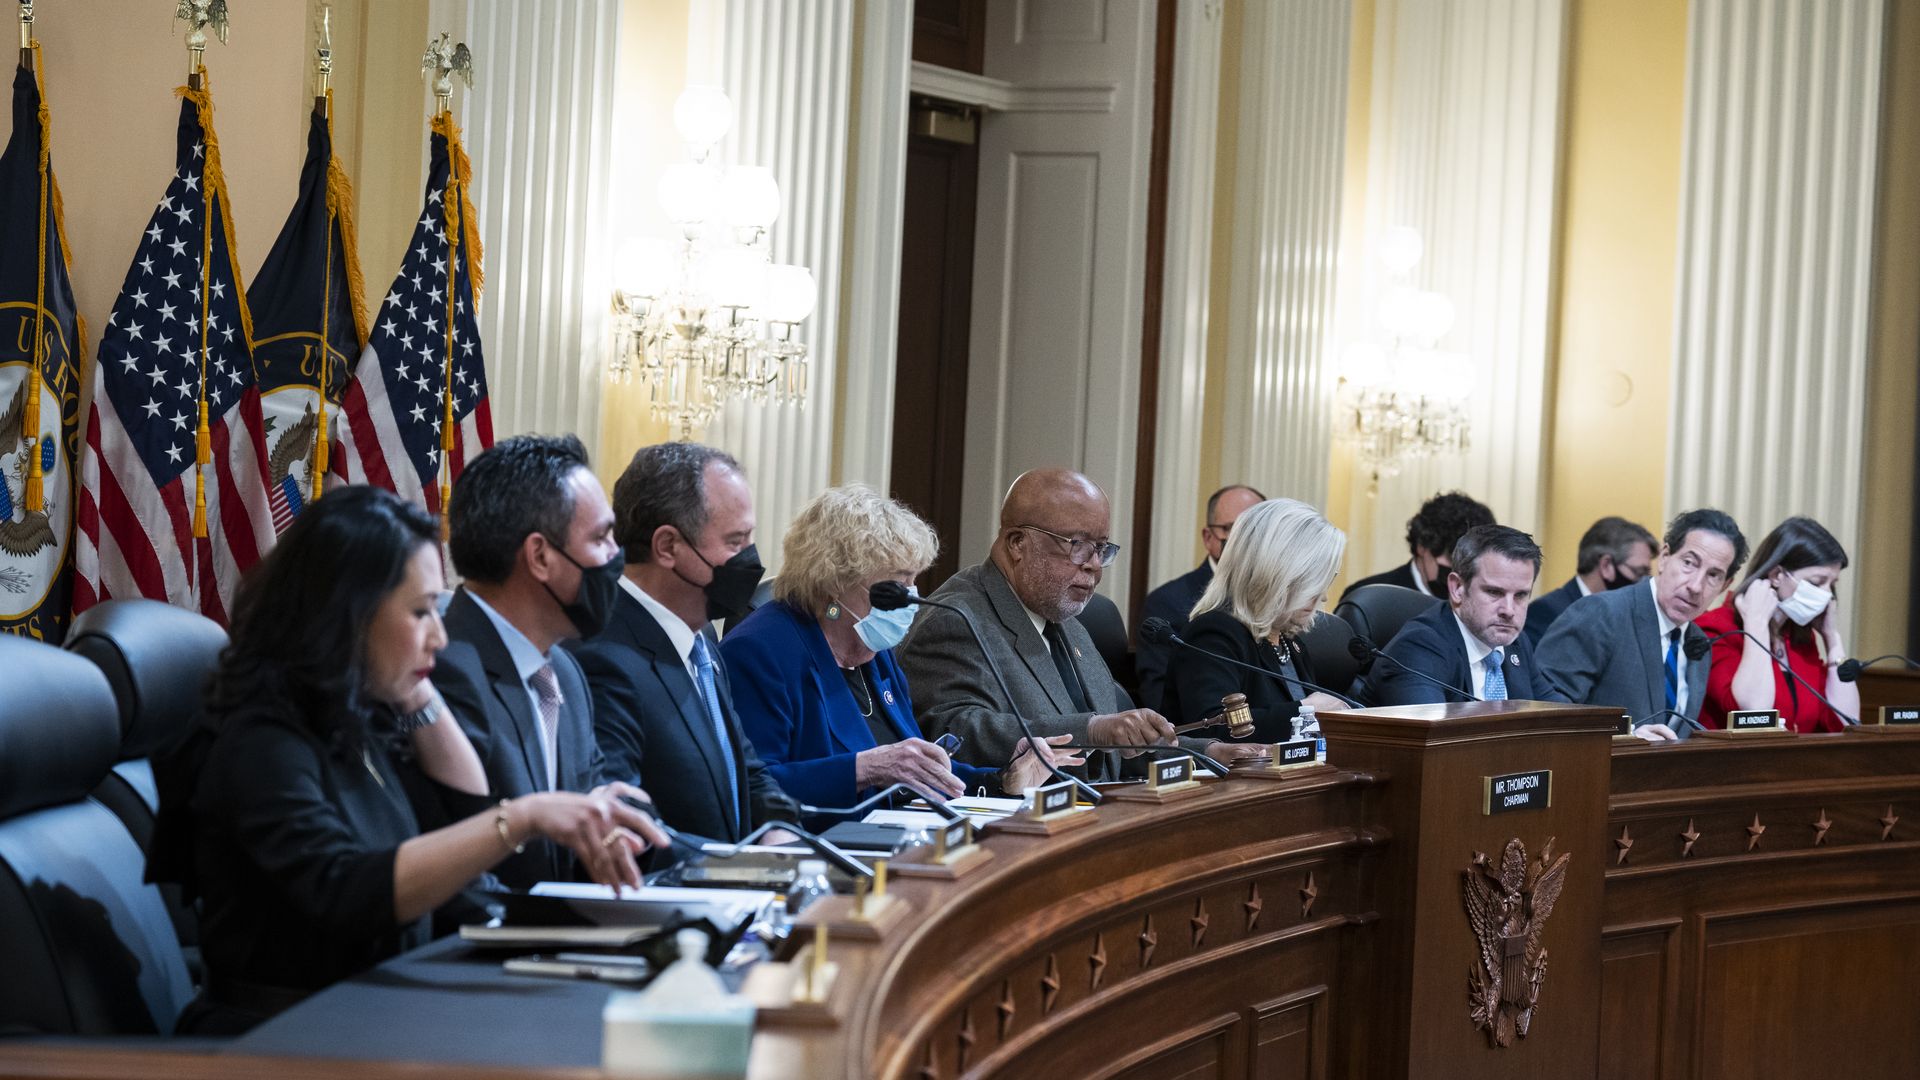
1340, 491, 1495, 600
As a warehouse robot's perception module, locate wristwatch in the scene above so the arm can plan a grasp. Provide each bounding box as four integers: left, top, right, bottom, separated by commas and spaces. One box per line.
395, 697, 441, 733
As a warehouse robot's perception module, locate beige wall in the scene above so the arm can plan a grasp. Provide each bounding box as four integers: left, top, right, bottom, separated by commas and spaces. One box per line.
1195, 0, 1242, 555
1323, 0, 1373, 595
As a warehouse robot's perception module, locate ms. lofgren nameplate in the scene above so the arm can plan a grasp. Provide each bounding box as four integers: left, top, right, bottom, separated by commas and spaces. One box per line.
1482, 770, 1551, 815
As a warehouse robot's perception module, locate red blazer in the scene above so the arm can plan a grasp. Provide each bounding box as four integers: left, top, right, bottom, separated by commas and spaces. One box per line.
1695, 603, 1843, 733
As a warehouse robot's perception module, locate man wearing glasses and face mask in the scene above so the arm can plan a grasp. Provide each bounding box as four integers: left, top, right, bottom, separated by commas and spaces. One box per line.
899, 467, 1267, 775
1522, 516, 1657, 649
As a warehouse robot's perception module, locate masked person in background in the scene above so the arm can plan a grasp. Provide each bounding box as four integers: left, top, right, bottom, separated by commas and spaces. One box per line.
721, 484, 1079, 809
1694, 517, 1859, 733
568, 443, 802, 844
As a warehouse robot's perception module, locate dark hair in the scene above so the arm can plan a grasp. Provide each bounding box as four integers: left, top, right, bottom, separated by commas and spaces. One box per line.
204, 485, 438, 753
614, 442, 743, 562
1663, 507, 1749, 581
1729, 517, 1848, 644
448, 434, 591, 584
1451, 524, 1542, 584
1405, 491, 1495, 558
1205, 484, 1265, 524
1575, 516, 1656, 574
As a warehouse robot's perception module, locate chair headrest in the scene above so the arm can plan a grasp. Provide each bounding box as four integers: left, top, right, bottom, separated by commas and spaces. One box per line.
0, 634, 120, 819
64, 599, 228, 759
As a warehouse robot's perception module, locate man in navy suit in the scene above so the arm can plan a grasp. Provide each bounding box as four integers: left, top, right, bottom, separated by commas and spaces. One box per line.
1133, 483, 1263, 713
569, 443, 799, 844
1522, 516, 1656, 648
1368, 525, 1544, 706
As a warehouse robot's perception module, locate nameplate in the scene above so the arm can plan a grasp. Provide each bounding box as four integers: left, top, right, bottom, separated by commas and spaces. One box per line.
1147, 755, 1197, 791
1727, 709, 1785, 732
1482, 770, 1552, 815
1878, 706, 1920, 726
1614, 713, 1635, 738
933, 817, 974, 861
1273, 739, 1319, 770
1027, 780, 1078, 820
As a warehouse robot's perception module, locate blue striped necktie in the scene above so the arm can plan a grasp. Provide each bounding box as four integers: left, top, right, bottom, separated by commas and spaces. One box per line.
690, 635, 741, 813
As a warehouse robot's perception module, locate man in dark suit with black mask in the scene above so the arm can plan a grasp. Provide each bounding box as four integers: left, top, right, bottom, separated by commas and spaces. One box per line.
1340, 490, 1494, 601
1133, 483, 1263, 714
1368, 525, 1544, 706
569, 443, 800, 844
433, 434, 630, 888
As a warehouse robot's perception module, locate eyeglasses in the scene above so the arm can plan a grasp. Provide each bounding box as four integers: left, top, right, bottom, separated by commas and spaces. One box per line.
1017, 524, 1121, 568
1205, 521, 1234, 537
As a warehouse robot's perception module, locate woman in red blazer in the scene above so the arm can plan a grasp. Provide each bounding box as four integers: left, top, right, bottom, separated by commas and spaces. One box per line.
1696, 517, 1858, 732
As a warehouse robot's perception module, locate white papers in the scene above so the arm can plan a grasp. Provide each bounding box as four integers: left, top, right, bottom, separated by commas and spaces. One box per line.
529, 882, 778, 912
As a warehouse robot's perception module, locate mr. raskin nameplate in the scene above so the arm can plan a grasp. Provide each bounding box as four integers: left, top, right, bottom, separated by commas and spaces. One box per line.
1726, 709, 1784, 732
1879, 706, 1920, 726
1483, 769, 1551, 815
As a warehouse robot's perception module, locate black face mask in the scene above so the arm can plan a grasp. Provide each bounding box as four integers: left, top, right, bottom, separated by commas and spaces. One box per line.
1601, 564, 1639, 591
675, 540, 765, 624
1427, 567, 1450, 597
544, 544, 625, 638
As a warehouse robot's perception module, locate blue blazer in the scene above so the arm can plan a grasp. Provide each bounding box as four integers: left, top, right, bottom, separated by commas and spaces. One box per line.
1367, 601, 1540, 706
1522, 576, 1583, 649
721, 599, 995, 807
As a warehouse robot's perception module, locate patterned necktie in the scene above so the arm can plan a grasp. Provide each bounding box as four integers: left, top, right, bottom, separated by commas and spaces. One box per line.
528, 662, 562, 791
1663, 628, 1682, 711
1482, 650, 1508, 701
690, 635, 742, 818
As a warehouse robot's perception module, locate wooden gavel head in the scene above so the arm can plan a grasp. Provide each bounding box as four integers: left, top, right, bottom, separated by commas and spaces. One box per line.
1221, 693, 1254, 739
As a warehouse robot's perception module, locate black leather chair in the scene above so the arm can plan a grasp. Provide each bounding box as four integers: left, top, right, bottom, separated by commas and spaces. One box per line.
1295, 610, 1363, 702
0, 633, 194, 1036
721, 576, 778, 639
1334, 584, 1441, 653
1079, 592, 1136, 706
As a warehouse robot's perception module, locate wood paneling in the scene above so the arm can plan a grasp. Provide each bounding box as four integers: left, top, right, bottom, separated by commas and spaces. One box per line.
913, 0, 986, 74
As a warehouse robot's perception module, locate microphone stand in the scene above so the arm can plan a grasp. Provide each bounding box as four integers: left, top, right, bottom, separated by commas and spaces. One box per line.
1837, 654, 1920, 682
1630, 707, 1703, 735
1348, 636, 1476, 703
1063, 744, 1232, 777
874, 584, 1103, 805
1696, 629, 1858, 726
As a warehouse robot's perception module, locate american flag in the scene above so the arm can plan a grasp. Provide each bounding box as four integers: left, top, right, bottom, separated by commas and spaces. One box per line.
333, 112, 491, 512
73, 83, 275, 624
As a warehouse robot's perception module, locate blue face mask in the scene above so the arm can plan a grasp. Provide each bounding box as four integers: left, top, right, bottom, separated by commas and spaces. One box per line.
854, 587, 919, 652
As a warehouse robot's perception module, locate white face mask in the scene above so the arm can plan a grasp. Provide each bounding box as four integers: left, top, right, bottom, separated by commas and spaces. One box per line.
1776, 574, 1832, 626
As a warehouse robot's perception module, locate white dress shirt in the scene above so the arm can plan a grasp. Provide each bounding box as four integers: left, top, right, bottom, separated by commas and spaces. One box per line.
619, 576, 701, 681
1649, 578, 1689, 715
1453, 610, 1501, 700
1408, 563, 1434, 597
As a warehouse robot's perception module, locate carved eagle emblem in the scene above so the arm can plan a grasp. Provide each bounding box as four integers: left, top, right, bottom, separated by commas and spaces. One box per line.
0, 375, 56, 563
1462, 836, 1569, 1047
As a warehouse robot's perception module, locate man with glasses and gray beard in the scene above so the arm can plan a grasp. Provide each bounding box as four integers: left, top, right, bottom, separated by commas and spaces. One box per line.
899, 468, 1263, 776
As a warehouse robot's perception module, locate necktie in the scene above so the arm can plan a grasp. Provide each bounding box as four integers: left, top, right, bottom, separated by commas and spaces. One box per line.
691, 634, 742, 821
1663, 628, 1682, 711
1044, 623, 1092, 713
1482, 650, 1508, 701
528, 662, 562, 791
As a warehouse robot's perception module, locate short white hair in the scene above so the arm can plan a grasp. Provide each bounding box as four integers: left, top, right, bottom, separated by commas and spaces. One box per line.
1191, 498, 1345, 639
773, 484, 939, 612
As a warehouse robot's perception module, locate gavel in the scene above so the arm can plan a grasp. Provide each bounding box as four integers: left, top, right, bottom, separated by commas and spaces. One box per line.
1171, 693, 1256, 739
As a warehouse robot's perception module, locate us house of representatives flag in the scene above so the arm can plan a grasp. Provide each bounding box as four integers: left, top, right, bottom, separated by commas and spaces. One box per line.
74, 76, 276, 623
248, 90, 366, 530
333, 110, 491, 516
0, 56, 83, 642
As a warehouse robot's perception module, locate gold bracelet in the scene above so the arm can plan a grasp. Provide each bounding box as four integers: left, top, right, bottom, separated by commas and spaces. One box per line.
494, 799, 525, 855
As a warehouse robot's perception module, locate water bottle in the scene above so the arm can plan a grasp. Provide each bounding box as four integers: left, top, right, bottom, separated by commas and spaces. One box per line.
785, 859, 832, 918
1297, 704, 1325, 763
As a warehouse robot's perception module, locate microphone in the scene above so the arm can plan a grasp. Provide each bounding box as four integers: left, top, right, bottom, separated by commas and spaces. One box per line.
797, 782, 963, 824
1837, 654, 1920, 682
1694, 629, 1859, 725
1139, 617, 1363, 708
871, 581, 1104, 805
1346, 634, 1476, 703
1064, 744, 1232, 777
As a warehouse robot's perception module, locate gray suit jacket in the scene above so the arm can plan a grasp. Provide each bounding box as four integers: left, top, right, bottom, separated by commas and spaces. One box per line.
898, 560, 1126, 771
1534, 580, 1710, 735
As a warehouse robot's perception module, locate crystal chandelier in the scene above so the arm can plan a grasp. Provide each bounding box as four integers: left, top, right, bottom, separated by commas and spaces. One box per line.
609, 86, 817, 439
1335, 226, 1473, 487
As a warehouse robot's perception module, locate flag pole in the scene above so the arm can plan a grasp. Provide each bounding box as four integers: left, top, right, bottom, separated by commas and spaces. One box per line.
422, 31, 471, 541
17, 0, 46, 513
311, 4, 333, 503
177, 0, 230, 548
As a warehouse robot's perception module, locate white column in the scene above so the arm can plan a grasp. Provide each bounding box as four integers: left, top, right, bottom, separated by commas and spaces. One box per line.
1336, 0, 1567, 573
692, 0, 855, 574
427, 0, 621, 451
1220, 0, 1351, 511
835, 0, 914, 492
1147, 0, 1227, 588
1668, 0, 1884, 628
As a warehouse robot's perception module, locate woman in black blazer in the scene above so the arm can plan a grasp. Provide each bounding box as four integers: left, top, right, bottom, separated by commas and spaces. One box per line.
160, 487, 667, 1033
1166, 498, 1350, 743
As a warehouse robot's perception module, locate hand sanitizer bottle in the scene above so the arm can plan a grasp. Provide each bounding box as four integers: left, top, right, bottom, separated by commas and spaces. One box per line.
603, 928, 756, 1077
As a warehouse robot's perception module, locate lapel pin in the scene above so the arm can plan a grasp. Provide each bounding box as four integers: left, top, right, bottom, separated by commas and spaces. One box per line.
1510, 653, 1521, 666
1072, 646, 1083, 659
882, 689, 896, 705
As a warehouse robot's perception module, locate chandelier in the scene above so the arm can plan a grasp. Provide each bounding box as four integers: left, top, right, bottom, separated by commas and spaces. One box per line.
609, 86, 817, 439
1335, 226, 1473, 487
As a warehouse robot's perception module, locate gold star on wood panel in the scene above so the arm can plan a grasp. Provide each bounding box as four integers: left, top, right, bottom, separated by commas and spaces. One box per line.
956, 1008, 975, 1070
1039, 954, 1061, 1015
918, 1042, 939, 1080
1882, 805, 1900, 841
1190, 897, 1209, 947
1615, 825, 1634, 866
996, 979, 1016, 1040
1244, 881, 1264, 931
1088, 934, 1107, 991
1300, 871, 1318, 918
1746, 813, 1767, 852
1811, 808, 1832, 846
1679, 819, 1700, 858
1138, 914, 1158, 969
